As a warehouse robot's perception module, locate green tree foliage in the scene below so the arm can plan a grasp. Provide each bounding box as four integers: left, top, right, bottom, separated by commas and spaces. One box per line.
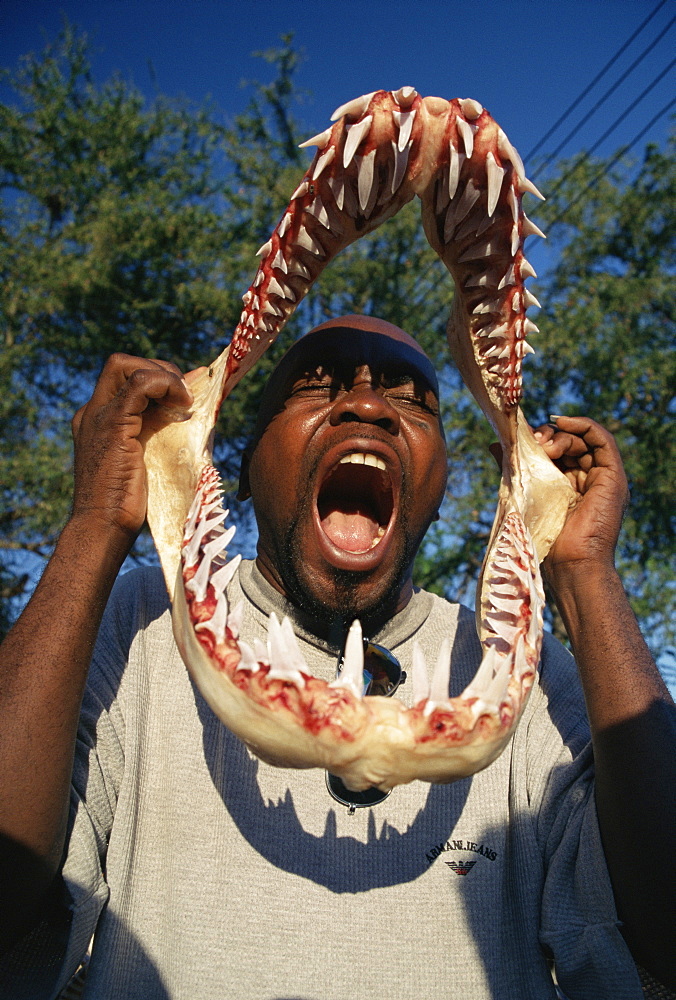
0, 27, 673, 670
527, 142, 675, 656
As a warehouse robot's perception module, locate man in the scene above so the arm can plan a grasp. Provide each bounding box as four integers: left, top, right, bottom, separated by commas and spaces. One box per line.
0, 315, 674, 999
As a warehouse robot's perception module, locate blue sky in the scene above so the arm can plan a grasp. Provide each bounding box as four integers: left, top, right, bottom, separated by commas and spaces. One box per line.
2, 0, 674, 169
2, 0, 673, 280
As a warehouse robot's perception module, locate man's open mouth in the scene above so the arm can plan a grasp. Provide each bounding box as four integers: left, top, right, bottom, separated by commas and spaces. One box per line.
317, 452, 395, 554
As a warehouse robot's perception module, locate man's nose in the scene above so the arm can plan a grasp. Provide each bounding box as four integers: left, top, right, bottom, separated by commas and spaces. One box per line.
329, 381, 400, 433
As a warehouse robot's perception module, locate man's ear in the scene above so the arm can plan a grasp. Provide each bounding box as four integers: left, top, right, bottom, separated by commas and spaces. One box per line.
237, 446, 252, 501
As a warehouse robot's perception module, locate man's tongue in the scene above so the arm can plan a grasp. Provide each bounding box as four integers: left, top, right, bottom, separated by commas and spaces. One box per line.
321, 505, 379, 553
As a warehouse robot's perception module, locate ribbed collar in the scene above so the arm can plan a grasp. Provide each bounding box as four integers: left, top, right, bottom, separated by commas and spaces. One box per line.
238, 559, 434, 656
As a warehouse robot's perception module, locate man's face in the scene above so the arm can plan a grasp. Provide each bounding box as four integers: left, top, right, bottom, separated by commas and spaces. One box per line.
242, 320, 448, 633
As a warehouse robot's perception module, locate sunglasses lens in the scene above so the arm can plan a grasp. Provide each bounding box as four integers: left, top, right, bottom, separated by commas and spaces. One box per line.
336, 640, 404, 698
363, 642, 403, 697
326, 772, 391, 810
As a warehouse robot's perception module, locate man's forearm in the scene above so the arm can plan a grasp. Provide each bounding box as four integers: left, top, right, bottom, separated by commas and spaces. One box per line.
0, 515, 131, 938
550, 561, 676, 985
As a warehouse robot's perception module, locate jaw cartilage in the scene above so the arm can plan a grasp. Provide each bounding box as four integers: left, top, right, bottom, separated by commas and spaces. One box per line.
142, 88, 578, 794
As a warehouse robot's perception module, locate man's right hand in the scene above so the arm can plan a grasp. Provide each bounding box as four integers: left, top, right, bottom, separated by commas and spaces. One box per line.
71, 354, 193, 541
0, 354, 193, 950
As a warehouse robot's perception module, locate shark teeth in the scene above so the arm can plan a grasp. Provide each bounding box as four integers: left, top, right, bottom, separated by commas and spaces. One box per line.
331, 91, 376, 122
344, 115, 373, 169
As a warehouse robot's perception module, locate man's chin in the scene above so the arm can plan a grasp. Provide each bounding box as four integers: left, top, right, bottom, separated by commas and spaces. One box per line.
283, 546, 411, 636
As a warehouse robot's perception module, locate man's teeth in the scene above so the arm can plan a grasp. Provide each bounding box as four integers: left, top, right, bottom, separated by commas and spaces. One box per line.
338, 451, 386, 471
371, 525, 386, 548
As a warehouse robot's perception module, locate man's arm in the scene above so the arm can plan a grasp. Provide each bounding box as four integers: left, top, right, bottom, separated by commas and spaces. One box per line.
0, 355, 192, 947
537, 415, 676, 987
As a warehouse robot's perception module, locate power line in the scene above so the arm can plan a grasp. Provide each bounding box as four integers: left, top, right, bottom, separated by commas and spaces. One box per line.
525, 0, 669, 161
543, 96, 676, 229
419, 95, 676, 332
531, 15, 675, 179
543, 56, 676, 202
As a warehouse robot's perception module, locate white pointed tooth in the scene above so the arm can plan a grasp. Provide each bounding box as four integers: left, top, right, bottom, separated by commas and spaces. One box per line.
253, 637, 269, 666
462, 642, 502, 698
411, 642, 430, 704
391, 85, 417, 107
272, 249, 288, 273
288, 258, 312, 279
429, 637, 452, 704
523, 289, 541, 309
520, 258, 537, 280
522, 214, 547, 239
460, 97, 483, 120
520, 176, 546, 201
511, 223, 520, 257
482, 342, 504, 359
262, 300, 282, 317
237, 639, 259, 673
184, 490, 203, 538
484, 650, 512, 706
511, 291, 522, 312
290, 179, 309, 200
266, 613, 305, 686
186, 552, 213, 603
253, 270, 264, 287
464, 271, 493, 288
330, 619, 364, 699
255, 239, 273, 258
312, 144, 336, 181
210, 551, 241, 595
507, 186, 519, 223
306, 196, 330, 229
293, 226, 325, 257
278, 213, 292, 238
393, 108, 416, 151
227, 599, 244, 640
299, 127, 332, 150
472, 297, 502, 315
481, 323, 509, 340
444, 179, 480, 242
475, 212, 494, 238
343, 115, 373, 169
242, 289, 253, 305
331, 91, 375, 122
524, 319, 539, 335
267, 275, 288, 298
195, 589, 229, 644
498, 264, 516, 290
497, 128, 525, 183
457, 240, 498, 263
391, 140, 411, 194
328, 175, 345, 211
518, 340, 536, 357
342, 179, 360, 218
456, 118, 476, 158
485, 152, 505, 217
357, 149, 377, 212
245, 315, 256, 329
448, 142, 464, 200
200, 526, 236, 567
280, 616, 309, 676
184, 511, 228, 566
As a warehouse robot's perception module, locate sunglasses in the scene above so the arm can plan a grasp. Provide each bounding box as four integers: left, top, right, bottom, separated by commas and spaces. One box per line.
326, 638, 406, 814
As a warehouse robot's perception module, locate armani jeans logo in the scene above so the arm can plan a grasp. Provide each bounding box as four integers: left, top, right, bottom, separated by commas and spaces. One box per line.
445, 859, 477, 875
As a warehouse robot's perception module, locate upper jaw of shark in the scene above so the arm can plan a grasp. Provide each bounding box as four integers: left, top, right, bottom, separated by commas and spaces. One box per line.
141, 87, 579, 794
